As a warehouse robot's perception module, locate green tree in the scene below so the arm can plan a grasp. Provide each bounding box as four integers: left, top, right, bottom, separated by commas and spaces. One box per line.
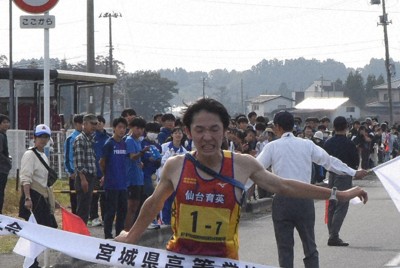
28, 59, 39, 69
334, 79, 344, 91
365, 74, 385, 102
377, 74, 385, 85
365, 74, 378, 101
278, 82, 290, 98
122, 71, 178, 120
344, 71, 365, 108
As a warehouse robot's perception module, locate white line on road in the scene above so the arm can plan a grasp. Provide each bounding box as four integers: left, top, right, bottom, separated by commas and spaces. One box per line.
385, 253, 400, 267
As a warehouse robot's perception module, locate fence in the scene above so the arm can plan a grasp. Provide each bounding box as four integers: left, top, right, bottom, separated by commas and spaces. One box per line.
8, 128, 113, 180
8, 130, 69, 179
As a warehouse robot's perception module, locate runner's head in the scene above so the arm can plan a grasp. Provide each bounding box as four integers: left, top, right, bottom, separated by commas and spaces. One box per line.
183, 98, 230, 131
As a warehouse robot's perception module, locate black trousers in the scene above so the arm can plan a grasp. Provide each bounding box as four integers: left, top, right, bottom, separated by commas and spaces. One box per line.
75, 174, 95, 224
327, 173, 352, 240
90, 177, 105, 221
272, 195, 319, 268
0, 172, 8, 214
69, 176, 77, 214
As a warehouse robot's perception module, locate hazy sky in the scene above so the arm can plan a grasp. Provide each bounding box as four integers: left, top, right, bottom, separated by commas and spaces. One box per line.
1, 0, 400, 73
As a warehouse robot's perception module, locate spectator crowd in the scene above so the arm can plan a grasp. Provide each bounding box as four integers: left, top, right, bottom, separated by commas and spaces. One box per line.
0, 105, 375, 267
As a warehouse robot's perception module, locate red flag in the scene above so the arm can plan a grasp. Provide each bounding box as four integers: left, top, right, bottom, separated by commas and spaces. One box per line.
61, 207, 90, 236
324, 200, 329, 224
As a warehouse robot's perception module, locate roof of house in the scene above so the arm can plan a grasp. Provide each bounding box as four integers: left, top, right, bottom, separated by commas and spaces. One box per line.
295, 97, 349, 110
366, 101, 400, 108
373, 78, 400, 90
0, 68, 117, 86
248, 94, 293, 104
304, 80, 333, 92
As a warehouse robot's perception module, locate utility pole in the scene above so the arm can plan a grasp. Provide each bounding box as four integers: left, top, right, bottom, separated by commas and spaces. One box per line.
241, 79, 244, 114
100, 11, 121, 122
320, 75, 324, 97
375, 0, 393, 124
202, 77, 205, 98
8, 0, 14, 129
87, 0, 95, 114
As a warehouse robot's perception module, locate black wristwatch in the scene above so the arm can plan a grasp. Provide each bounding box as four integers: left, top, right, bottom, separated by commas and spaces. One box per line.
329, 187, 337, 201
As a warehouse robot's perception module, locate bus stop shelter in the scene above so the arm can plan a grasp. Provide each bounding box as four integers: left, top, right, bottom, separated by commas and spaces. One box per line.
0, 68, 117, 129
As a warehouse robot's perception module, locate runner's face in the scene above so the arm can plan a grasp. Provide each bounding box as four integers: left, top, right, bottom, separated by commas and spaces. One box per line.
187, 110, 224, 156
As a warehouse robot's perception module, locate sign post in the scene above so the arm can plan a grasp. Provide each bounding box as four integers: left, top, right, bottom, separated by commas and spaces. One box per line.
13, 0, 58, 136
20, 15, 55, 28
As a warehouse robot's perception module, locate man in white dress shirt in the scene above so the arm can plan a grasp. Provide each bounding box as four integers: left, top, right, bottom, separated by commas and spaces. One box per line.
256, 111, 367, 268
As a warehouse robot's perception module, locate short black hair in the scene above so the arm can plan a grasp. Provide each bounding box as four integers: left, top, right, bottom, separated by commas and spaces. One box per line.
273, 111, 294, 132
112, 117, 128, 128
171, 126, 184, 134
248, 111, 257, 118
245, 128, 256, 136
97, 115, 106, 124
153, 113, 163, 121
129, 117, 146, 128
255, 122, 266, 132
182, 98, 230, 130
161, 113, 176, 122
0, 114, 10, 124
73, 114, 84, 124
145, 121, 161, 133
255, 116, 267, 124
305, 117, 319, 123
235, 114, 246, 122
175, 118, 183, 127
320, 116, 330, 123
333, 116, 348, 131
121, 108, 137, 118
236, 117, 249, 124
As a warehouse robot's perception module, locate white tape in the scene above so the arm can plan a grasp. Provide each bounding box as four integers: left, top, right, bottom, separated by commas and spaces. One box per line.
0, 214, 276, 268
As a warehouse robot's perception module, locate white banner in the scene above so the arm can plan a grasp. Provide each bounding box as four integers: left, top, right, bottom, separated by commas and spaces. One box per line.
0, 214, 276, 268
373, 157, 400, 213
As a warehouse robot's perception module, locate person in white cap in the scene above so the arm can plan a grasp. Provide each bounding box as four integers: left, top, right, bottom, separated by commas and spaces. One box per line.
19, 123, 57, 268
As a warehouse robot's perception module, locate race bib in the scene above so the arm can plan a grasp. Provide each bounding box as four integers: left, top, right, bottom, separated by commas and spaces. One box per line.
178, 204, 230, 242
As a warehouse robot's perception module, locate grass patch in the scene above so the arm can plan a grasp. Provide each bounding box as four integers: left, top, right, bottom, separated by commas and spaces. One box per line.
0, 236, 19, 254
1, 178, 71, 253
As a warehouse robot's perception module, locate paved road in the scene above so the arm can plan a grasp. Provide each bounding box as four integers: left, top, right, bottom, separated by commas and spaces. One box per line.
2, 174, 400, 267
239, 175, 400, 268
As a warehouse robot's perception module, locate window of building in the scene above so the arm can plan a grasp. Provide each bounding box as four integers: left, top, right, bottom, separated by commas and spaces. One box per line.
252, 104, 259, 110
277, 105, 286, 109
346, 107, 355, 112
383, 93, 388, 101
